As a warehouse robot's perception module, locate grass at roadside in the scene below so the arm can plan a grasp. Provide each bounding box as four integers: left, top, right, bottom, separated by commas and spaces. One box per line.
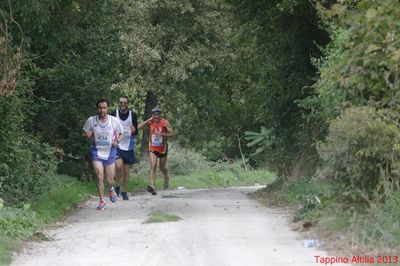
129, 145, 276, 191
0, 236, 18, 266
33, 178, 95, 223
253, 177, 400, 257
129, 165, 276, 192
0, 175, 94, 265
167, 169, 275, 189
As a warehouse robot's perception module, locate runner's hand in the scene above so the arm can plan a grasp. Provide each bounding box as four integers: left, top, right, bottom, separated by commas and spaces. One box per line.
112, 139, 119, 147
83, 130, 93, 139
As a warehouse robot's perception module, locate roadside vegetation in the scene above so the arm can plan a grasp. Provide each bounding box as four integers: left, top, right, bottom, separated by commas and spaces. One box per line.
255, 177, 400, 256
132, 145, 276, 192
0, 176, 93, 265
247, 0, 400, 256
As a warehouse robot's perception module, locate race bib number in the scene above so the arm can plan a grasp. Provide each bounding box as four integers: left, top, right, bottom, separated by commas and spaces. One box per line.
151, 134, 163, 147
96, 131, 110, 146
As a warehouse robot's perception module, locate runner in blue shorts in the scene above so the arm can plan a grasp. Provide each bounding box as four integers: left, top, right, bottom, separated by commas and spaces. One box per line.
111, 96, 138, 200
83, 99, 123, 210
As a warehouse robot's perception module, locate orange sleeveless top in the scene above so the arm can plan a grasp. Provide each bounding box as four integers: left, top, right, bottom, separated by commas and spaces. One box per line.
148, 118, 168, 153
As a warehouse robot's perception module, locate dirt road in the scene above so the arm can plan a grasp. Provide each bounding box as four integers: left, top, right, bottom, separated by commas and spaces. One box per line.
12, 187, 344, 266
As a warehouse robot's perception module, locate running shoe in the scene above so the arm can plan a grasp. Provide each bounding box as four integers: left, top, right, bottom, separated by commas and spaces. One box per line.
96, 200, 106, 210
115, 185, 121, 197
121, 192, 129, 200
163, 178, 169, 190
109, 187, 118, 203
147, 185, 157, 196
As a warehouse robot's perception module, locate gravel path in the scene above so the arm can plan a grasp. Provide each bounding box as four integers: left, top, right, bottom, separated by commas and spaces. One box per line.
12, 187, 345, 266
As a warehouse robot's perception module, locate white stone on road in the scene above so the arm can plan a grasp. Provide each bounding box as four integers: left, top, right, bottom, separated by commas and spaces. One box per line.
12, 187, 347, 266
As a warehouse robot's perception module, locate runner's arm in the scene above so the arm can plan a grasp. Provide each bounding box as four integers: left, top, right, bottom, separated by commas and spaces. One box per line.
163, 121, 175, 138
82, 131, 93, 139
112, 119, 124, 146
82, 117, 93, 139
112, 133, 124, 146
138, 117, 153, 129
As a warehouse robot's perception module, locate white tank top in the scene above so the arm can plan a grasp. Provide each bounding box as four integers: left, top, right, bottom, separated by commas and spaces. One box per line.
116, 110, 134, 151
92, 115, 116, 159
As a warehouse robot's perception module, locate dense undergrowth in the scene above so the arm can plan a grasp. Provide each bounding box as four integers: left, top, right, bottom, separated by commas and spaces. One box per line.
259, 177, 400, 256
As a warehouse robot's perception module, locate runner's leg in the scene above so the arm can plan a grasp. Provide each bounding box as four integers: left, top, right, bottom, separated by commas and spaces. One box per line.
159, 156, 169, 189
105, 162, 115, 189
122, 164, 130, 192
92, 160, 105, 201
149, 152, 158, 190
105, 162, 118, 202
115, 158, 123, 188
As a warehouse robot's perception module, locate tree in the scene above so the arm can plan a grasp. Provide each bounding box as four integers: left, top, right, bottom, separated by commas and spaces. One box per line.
226, 0, 329, 176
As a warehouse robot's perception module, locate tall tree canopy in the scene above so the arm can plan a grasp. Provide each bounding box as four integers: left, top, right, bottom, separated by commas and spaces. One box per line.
2, 0, 398, 205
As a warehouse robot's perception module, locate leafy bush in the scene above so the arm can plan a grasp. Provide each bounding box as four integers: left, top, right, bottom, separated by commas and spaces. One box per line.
0, 205, 40, 238
0, 91, 61, 205
314, 0, 400, 117
58, 159, 91, 181
318, 106, 400, 202
196, 136, 235, 162
0, 134, 60, 205
163, 144, 212, 176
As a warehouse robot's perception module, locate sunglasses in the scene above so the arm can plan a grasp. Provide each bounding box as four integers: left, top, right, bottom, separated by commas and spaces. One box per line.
152, 112, 161, 115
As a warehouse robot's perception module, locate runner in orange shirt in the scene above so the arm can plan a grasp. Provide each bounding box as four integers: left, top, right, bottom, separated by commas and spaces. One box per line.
138, 107, 174, 195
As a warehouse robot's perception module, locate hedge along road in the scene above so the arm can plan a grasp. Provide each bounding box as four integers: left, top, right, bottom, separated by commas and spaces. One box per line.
12, 187, 347, 266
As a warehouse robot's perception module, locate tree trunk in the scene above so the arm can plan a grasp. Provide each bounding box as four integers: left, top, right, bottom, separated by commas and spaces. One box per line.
140, 90, 157, 159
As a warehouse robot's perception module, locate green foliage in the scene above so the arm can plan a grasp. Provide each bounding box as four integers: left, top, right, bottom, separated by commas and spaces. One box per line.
1, 137, 59, 204
0, 205, 40, 238
315, 0, 400, 112
219, 0, 329, 176
244, 127, 275, 154
163, 169, 270, 190
196, 136, 235, 162
318, 106, 400, 202
265, 176, 332, 205
143, 211, 181, 224
296, 0, 400, 209
32, 175, 93, 223
264, 176, 400, 253
0, 174, 93, 265
0, 234, 18, 266
352, 189, 400, 250
166, 145, 211, 176
1, 0, 132, 182
133, 145, 276, 190
0, 84, 61, 205
3, 0, 330, 185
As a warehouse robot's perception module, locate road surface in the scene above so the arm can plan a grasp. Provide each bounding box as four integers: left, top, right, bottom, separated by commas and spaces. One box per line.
12, 187, 345, 266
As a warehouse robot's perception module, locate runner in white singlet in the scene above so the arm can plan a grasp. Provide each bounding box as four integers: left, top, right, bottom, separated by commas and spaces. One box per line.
82, 99, 123, 210
111, 96, 138, 200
